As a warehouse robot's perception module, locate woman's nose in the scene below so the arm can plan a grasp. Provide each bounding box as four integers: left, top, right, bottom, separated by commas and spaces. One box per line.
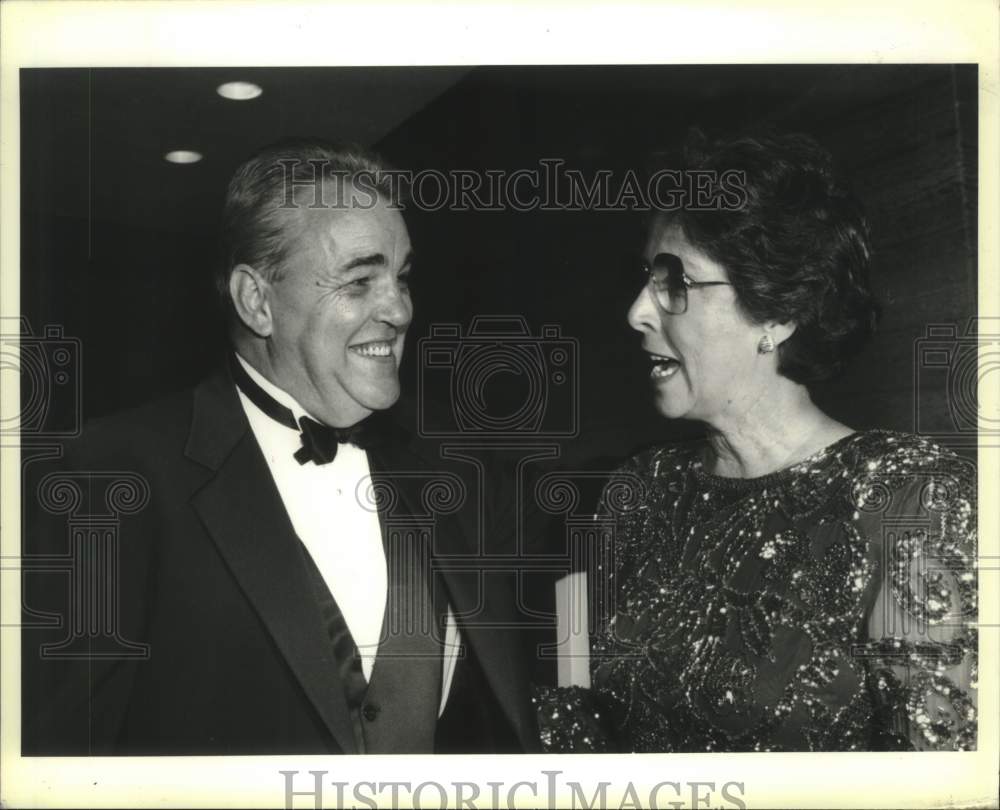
627, 283, 658, 333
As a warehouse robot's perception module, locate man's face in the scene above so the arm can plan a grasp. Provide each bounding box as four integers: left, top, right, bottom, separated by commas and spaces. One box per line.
264, 193, 413, 427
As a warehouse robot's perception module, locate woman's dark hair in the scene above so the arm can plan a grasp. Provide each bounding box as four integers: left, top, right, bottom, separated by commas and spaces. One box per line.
653, 130, 881, 383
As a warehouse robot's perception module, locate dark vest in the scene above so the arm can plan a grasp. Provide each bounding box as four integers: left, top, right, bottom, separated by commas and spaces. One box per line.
299, 524, 443, 754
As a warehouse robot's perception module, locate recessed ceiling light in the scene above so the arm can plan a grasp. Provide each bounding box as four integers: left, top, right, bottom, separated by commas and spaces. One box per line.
216, 81, 263, 101
164, 150, 203, 164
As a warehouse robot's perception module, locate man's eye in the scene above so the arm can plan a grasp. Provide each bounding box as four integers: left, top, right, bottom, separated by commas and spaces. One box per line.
348, 277, 371, 289
397, 272, 411, 288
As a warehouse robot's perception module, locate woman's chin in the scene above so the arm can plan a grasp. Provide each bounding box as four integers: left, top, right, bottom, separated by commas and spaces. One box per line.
652, 390, 694, 421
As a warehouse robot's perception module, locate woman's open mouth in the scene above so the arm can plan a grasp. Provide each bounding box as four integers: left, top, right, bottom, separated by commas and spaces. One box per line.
648, 352, 681, 380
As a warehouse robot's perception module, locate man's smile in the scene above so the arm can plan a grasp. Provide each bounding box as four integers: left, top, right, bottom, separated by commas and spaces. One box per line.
349, 339, 396, 359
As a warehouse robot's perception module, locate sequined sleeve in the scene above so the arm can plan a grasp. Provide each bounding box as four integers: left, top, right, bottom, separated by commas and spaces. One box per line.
859, 444, 977, 751
532, 684, 614, 752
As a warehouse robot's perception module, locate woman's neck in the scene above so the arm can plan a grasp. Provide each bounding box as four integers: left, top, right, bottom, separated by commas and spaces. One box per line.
702, 383, 853, 479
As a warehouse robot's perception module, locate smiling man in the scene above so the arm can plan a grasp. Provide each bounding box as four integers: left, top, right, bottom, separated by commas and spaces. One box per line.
226, 158, 413, 427
22, 140, 539, 756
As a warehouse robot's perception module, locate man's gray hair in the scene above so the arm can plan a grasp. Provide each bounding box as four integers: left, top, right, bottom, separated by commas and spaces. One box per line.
217, 137, 403, 309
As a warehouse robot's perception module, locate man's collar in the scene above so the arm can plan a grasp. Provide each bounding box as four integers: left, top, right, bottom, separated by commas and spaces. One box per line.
234, 352, 316, 425
185, 356, 413, 471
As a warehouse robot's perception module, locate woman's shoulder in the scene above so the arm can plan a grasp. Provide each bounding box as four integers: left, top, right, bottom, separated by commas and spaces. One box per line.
844, 429, 975, 480
843, 429, 977, 515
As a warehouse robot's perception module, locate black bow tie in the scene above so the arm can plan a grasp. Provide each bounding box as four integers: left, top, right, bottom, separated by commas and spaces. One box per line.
230, 357, 402, 465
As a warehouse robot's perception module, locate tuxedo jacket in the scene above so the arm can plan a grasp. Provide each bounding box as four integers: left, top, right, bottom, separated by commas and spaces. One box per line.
21, 367, 540, 755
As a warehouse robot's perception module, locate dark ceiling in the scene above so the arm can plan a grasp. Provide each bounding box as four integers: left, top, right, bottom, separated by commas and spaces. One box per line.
20, 64, 940, 237
20, 66, 473, 233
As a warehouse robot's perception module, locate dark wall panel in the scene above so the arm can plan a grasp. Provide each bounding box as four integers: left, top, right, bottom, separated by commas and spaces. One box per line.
377, 65, 978, 465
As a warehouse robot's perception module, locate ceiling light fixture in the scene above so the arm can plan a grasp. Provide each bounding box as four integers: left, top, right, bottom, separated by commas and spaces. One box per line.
216, 81, 263, 101
164, 150, 203, 164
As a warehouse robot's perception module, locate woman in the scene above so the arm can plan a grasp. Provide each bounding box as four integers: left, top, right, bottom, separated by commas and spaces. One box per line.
536, 132, 977, 752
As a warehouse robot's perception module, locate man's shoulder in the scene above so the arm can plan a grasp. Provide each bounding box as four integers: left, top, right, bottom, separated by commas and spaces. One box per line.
65, 373, 228, 467
86, 387, 192, 437
22, 379, 223, 537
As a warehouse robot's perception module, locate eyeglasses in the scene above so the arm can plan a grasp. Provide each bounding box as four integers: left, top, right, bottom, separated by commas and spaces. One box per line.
641, 252, 732, 314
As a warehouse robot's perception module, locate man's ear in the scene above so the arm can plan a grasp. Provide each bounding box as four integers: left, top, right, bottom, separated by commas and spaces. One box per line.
229, 264, 274, 337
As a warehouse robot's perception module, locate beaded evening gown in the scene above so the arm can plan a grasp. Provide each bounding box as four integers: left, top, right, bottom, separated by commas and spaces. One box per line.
535, 431, 977, 752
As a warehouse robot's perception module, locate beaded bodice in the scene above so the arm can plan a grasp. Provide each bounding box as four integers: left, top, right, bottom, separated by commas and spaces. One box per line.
537, 431, 977, 752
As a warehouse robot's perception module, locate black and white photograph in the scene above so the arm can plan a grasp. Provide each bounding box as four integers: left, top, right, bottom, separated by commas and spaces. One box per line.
1, 2, 997, 809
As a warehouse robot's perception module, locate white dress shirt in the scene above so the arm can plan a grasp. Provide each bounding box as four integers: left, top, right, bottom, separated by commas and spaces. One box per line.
234, 355, 458, 715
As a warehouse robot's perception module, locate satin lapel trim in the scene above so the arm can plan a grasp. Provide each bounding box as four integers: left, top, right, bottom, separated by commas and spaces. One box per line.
366, 440, 536, 750
365, 440, 449, 676
441, 568, 537, 750
190, 432, 358, 754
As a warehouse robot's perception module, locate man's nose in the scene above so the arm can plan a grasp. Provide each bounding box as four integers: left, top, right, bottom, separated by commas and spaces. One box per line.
376, 278, 412, 328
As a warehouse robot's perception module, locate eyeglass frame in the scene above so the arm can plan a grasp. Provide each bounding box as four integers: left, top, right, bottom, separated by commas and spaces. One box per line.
641, 252, 732, 314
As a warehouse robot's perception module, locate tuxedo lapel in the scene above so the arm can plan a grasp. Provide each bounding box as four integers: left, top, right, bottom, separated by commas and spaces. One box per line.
185, 370, 358, 754
367, 437, 537, 751
435, 553, 537, 751
365, 439, 450, 652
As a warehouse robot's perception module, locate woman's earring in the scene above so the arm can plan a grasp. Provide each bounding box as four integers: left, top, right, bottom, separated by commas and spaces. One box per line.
757, 334, 775, 354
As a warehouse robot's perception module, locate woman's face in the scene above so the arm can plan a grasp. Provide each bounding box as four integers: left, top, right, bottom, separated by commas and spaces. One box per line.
627, 219, 772, 427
